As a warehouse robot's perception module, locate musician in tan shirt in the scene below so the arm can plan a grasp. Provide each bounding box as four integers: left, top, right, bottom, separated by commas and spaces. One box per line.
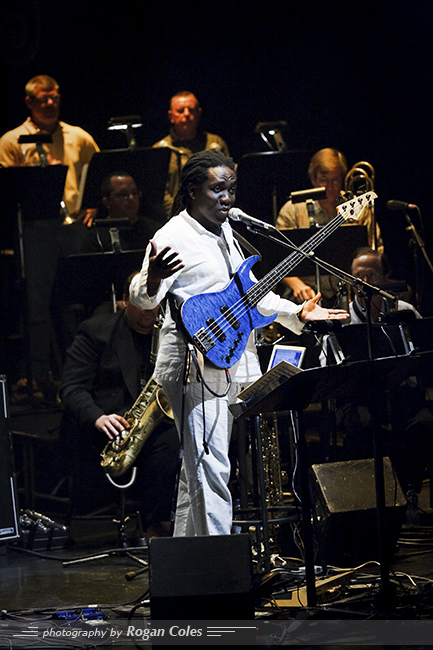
0, 75, 99, 216
0, 75, 99, 399
153, 91, 230, 218
276, 148, 383, 307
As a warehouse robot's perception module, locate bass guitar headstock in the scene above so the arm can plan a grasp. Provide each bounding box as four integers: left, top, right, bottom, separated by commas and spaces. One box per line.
337, 191, 378, 221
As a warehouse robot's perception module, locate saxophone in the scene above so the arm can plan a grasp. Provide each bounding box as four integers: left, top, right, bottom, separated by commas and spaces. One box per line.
260, 413, 284, 512
260, 412, 288, 541
100, 376, 173, 478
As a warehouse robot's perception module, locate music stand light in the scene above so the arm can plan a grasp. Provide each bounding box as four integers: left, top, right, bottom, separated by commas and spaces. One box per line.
18, 133, 53, 167
254, 120, 288, 152
107, 115, 143, 151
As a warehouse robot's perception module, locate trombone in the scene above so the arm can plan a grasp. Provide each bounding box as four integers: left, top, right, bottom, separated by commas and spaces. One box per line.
344, 161, 378, 249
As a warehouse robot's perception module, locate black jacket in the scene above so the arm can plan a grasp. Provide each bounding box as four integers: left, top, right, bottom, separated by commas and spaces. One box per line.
60, 309, 148, 430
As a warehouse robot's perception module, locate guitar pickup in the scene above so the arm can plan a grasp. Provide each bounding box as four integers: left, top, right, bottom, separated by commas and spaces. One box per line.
220, 305, 240, 329
205, 317, 226, 342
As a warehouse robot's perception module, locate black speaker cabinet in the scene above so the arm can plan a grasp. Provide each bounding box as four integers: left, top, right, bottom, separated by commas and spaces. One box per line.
0, 376, 20, 545
149, 534, 254, 620
310, 457, 406, 567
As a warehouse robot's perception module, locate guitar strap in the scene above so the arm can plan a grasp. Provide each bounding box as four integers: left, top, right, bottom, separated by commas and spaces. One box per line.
231, 230, 262, 309
232, 229, 262, 260
166, 291, 182, 328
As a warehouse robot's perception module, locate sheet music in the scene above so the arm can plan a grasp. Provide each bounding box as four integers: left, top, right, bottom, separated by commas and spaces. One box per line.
236, 360, 303, 406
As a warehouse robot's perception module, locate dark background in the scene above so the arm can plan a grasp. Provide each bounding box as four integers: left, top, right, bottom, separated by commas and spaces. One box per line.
1, 0, 432, 313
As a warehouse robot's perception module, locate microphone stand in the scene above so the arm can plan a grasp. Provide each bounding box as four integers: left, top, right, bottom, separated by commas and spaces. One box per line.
348, 279, 397, 608
245, 223, 398, 610
403, 208, 433, 311
305, 200, 322, 302
244, 224, 395, 306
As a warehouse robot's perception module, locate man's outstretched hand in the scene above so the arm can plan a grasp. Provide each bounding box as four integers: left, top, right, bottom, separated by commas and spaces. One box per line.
300, 293, 349, 322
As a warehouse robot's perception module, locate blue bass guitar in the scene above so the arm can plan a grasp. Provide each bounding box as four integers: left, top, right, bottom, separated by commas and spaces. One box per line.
180, 192, 376, 369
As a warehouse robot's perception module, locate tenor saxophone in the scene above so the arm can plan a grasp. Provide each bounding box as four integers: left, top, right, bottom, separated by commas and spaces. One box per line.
100, 377, 173, 478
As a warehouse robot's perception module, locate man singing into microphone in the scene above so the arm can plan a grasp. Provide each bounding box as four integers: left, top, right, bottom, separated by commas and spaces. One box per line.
130, 150, 348, 538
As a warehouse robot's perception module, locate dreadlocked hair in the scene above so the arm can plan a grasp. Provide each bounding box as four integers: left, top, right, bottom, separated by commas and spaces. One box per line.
170, 150, 235, 217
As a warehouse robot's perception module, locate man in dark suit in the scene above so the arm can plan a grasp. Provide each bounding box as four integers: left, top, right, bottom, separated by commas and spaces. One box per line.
60, 274, 179, 540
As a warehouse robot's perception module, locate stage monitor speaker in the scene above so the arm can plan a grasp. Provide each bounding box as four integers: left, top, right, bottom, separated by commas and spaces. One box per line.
0, 376, 20, 546
149, 534, 254, 620
310, 457, 406, 567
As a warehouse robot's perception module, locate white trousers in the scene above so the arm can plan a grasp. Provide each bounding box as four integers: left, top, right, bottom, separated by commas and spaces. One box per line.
160, 375, 243, 536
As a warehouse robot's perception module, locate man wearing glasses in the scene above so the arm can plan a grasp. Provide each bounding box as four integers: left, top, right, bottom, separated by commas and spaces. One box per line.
86, 171, 161, 252
0, 75, 99, 402
275, 148, 383, 308
0, 74, 99, 217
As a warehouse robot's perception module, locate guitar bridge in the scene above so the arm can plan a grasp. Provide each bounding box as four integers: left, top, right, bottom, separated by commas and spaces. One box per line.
193, 328, 216, 353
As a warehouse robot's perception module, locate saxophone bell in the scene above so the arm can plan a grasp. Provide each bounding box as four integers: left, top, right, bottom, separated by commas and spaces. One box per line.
100, 378, 173, 478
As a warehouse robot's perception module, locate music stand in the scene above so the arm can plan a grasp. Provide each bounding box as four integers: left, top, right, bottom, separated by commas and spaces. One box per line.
231, 355, 419, 608
62, 465, 149, 573
57, 249, 146, 315
76, 147, 171, 223
0, 165, 68, 221
0, 166, 67, 395
235, 150, 314, 223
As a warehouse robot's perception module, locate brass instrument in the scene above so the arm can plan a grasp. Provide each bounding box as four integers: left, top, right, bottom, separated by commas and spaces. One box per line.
260, 413, 288, 536
344, 161, 378, 249
344, 160, 375, 194
100, 377, 173, 478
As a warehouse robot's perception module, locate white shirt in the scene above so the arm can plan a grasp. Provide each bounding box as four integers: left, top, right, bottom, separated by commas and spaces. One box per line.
130, 210, 305, 384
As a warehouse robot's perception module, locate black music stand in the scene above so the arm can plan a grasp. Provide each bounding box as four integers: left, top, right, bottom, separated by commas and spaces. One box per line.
0, 165, 68, 222
63, 465, 148, 572
235, 150, 314, 223
56, 248, 146, 316
77, 147, 171, 223
0, 166, 67, 395
231, 355, 419, 609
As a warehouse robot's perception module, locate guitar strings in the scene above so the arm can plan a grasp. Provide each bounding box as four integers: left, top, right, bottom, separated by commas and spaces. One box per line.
207, 211, 348, 336
195, 193, 373, 347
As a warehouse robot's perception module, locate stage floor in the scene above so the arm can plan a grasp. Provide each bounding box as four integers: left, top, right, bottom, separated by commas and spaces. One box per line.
3, 403, 433, 648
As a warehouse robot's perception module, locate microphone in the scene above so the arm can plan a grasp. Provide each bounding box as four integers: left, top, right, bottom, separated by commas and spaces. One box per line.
150, 321, 160, 365
228, 207, 276, 231
337, 282, 351, 324
386, 200, 418, 211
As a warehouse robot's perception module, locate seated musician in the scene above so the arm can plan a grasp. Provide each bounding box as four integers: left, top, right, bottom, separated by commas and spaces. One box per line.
59, 170, 161, 256
350, 246, 420, 322
59, 272, 179, 541
276, 148, 383, 308
335, 247, 433, 497
56, 171, 163, 356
